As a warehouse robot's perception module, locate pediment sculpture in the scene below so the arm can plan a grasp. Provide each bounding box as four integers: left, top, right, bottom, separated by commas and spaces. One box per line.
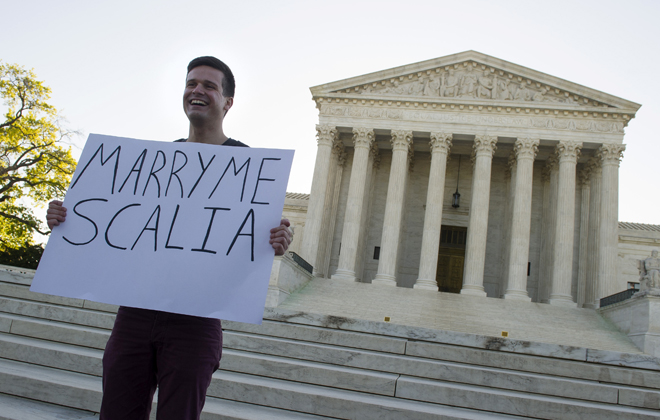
635, 250, 660, 297
346, 62, 612, 108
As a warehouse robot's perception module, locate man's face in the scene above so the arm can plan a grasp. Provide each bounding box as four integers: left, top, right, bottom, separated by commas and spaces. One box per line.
183, 65, 233, 124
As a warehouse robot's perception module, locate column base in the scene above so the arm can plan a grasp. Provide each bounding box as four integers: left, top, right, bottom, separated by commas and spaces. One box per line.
460, 286, 487, 297
548, 294, 577, 307
372, 274, 397, 287
582, 303, 597, 309
413, 279, 439, 291
504, 289, 531, 301
331, 269, 357, 282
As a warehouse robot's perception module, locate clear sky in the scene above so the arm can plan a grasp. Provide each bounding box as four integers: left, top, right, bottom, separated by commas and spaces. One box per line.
4, 0, 660, 225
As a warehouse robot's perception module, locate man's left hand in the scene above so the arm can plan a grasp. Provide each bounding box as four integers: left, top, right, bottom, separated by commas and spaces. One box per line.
270, 219, 293, 256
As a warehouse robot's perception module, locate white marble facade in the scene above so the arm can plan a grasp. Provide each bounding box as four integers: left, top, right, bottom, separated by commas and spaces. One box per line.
299, 51, 641, 308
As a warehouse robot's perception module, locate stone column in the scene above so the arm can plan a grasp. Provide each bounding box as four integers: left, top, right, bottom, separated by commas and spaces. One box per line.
354, 143, 379, 280
584, 157, 601, 309
597, 144, 625, 300
505, 138, 540, 301
500, 153, 517, 297
317, 146, 346, 278
301, 125, 337, 270
331, 128, 375, 282
461, 135, 497, 297
536, 161, 554, 303
576, 165, 591, 307
540, 156, 559, 303
373, 130, 413, 286
549, 140, 582, 306
414, 133, 452, 290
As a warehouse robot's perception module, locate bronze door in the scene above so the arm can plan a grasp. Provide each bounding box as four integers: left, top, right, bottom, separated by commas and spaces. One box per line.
436, 226, 467, 293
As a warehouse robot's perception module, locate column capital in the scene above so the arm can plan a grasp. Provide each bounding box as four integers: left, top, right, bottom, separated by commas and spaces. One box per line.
514, 138, 540, 161
473, 135, 498, 157
578, 164, 592, 187
370, 142, 381, 170
597, 143, 625, 167
587, 156, 602, 175
541, 155, 557, 183
505, 151, 516, 177
390, 130, 413, 152
336, 147, 348, 167
352, 127, 375, 149
555, 140, 583, 164
316, 124, 338, 147
429, 132, 453, 154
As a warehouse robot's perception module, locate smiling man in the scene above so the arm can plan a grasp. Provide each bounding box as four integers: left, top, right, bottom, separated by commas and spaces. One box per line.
46, 56, 292, 420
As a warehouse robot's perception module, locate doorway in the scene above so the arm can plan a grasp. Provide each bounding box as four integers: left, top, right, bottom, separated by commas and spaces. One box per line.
436, 225, 467, 293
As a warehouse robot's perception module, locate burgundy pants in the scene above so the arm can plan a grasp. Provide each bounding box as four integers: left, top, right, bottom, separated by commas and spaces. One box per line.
100, 307, 223, 420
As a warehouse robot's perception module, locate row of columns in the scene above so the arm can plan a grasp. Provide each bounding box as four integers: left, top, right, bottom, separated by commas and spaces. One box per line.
303, 124, 625, 306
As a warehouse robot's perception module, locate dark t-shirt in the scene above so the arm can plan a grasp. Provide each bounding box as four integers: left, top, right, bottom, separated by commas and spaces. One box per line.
174, 138, 249, 148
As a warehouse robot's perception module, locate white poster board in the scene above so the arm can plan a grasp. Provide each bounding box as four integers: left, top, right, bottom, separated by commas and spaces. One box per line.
31, 134, 294, 324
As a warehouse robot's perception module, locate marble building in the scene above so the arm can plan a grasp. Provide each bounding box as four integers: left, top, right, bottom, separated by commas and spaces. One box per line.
298, 51, 642, 308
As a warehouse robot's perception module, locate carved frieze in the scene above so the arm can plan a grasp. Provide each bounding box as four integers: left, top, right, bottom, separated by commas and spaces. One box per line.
344, 61, 610, 108
318, 104, 626, 134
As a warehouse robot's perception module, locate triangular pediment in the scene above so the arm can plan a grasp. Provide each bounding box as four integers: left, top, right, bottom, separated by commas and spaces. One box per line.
310, 51, 640, 113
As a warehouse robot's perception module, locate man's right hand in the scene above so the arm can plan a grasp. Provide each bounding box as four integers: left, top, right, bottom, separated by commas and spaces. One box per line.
46, 200, 67, 230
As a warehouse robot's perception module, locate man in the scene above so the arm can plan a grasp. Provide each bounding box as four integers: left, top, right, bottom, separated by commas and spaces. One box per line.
46, 56, 293, 420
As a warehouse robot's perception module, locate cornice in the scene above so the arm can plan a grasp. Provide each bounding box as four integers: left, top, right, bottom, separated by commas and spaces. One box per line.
314, 95, 635, 125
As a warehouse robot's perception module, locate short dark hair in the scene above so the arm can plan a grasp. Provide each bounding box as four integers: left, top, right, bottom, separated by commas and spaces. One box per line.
187, 56, 235, 98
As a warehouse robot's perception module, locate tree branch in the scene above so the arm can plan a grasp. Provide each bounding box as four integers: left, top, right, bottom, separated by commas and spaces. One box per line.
0, 210, 49, 235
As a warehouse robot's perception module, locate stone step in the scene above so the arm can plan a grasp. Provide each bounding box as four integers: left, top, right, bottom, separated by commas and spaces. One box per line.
0, 357, 525, 420
4, 304, 658, 395
221, 349, 397, 396
2, 306, 657, 406
209, 370, 529, 420
406, 338, 660, 389
0, 358, 102, 412
0, 330, 398, 397
0, 297, 115, 330
0, 332, 103, 376
223, 330, 658, 401
0, 312, 110, 350
223, 319, 407, 354
201, 396, 341, 419
0, 392, 96, 420
395, 375, 660, 419
0, 277, 119, 314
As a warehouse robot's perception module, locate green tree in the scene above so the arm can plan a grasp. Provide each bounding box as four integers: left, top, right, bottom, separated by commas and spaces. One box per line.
0, 62, 77, 250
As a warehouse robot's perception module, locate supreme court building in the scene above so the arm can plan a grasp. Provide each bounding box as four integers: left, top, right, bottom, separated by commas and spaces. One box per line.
297, 51, 644, 308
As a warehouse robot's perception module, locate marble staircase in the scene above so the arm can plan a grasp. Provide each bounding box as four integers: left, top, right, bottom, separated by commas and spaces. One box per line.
1, 264, 660, 419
